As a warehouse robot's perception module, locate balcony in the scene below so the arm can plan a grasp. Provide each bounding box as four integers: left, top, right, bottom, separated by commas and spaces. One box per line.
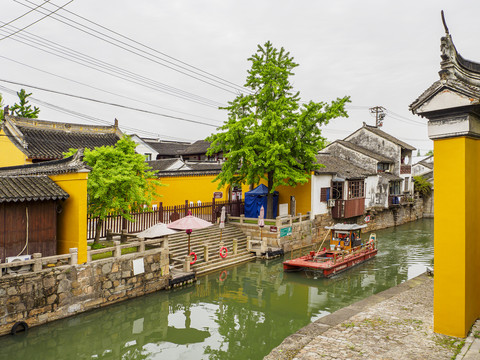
400, 165, 411, 174
331, 198, 365, 219
388, 195, 414, 207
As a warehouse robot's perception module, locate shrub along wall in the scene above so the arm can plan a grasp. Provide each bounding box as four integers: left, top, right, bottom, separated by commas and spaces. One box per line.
0, 248, 169, 336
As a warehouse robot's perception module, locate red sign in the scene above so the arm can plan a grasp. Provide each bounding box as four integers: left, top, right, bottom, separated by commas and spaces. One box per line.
214, 192, 223, 199
270, 226, 278, 233
364, 215, 371, 223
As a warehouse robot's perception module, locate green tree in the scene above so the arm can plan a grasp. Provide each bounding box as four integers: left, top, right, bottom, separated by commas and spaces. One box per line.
207, 41, 350, 218
413, 175, 432, 198
0, 93, 4, 120
425, 150, 433, 156
65, 136, 162, 244
10, 89, 40, 118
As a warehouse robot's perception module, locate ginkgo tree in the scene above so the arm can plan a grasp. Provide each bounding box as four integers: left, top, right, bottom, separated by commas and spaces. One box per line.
65, 136, 161, 244
207, 41, 350, 219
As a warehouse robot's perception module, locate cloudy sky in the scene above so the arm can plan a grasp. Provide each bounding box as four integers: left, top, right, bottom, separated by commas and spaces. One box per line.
1, 1, 479, 154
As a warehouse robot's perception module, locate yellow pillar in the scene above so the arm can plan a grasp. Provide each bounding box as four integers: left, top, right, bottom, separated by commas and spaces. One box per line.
49, 172, 89, 264
433, 137, 480, 337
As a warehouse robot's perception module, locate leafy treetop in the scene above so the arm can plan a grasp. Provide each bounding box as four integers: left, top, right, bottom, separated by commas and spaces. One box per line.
10, 89, 40, 118
207, 41, 350, 217
65, 136, 162, 243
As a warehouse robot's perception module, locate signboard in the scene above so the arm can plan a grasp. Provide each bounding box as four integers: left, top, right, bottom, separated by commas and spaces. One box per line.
214, 192, 223, 199
280, 226, 292, 237
132, 258, 145, 275
270, 226, 278, 233
364, 215, 371, 223
279, 203, 288, 217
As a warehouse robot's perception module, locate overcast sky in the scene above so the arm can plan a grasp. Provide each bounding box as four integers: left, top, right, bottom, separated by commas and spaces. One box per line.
1, 1, 480, 154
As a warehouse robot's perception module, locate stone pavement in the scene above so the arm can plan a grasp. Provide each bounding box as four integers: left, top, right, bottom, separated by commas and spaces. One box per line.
265, 274, 477, 360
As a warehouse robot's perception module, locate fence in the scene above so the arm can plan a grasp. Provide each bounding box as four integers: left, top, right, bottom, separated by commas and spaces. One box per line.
87, 198, 244, 240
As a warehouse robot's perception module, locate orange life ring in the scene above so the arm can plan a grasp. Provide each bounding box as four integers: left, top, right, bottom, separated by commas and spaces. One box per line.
189, 251, 197, 265
219, 270, 227, 282
219, 246, 228, 258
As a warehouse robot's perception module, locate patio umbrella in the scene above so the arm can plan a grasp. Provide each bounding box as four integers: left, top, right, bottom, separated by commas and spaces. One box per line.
167, 211, 213, 255
219, 206, 225, 243
135, 222, 178, 239
258, 205, 265, 240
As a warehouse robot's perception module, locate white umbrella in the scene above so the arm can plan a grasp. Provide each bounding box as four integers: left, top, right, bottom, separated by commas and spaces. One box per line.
135, 222, 178, 238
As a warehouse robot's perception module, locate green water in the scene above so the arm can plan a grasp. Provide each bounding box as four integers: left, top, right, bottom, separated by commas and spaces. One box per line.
0, 219, 433, 360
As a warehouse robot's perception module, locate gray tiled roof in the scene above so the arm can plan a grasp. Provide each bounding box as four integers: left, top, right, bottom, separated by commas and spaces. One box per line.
147, 158, 182, 171
0, 175, 69, 203
3, 116, 122, 161
185, 162, 223, 171
315, 153, 372, 179
182, 140, 212, 155
334, 140, 394, 163
363, 125, 416, 151
144, 140, 190, 156
0, 150, 89, 176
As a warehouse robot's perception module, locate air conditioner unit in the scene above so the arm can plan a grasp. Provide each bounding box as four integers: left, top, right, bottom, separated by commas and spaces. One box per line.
6, 255, 32, 274
327, 199, 336, 207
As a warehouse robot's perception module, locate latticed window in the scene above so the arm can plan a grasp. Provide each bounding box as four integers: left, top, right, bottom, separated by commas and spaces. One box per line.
348, 180, 364, 199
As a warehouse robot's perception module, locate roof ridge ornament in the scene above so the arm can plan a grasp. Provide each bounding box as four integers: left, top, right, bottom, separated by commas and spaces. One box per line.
441, 10, 449, 35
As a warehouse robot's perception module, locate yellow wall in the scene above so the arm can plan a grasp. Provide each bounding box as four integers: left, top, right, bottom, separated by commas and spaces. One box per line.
434, 137, 480, 337
152, 175, 250, 206
49, 172, 89, 264
0, 128, 31, 166
276, 179, 312, 216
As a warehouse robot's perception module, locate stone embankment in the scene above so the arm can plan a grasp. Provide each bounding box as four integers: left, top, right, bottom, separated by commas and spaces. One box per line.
265, 274, 466, 360
0, 244, 169, 336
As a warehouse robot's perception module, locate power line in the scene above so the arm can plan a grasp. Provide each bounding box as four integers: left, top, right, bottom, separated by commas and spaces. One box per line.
0, 0, 73, 41
15, 0, 246, 95
0, 0, 51, 30
39, 0, 251, 95
0, 79, 221, 128
0, 54, 224, 123
0, 84, 195, 142
0, 22, 225, 108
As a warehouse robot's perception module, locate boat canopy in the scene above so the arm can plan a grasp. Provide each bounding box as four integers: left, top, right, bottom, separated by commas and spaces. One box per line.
325, 224, 367, 231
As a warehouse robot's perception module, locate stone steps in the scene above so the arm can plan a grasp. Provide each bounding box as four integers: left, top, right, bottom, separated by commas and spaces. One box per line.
167, 223, 255, 274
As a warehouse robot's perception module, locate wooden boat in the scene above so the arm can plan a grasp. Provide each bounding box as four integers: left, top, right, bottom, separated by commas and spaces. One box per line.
283, 224, 377, 277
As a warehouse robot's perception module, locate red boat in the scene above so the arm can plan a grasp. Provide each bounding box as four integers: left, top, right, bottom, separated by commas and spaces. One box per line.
283, 224, 377, 277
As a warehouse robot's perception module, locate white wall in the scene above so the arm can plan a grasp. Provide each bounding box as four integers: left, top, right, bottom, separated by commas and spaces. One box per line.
311, 174, 333, 217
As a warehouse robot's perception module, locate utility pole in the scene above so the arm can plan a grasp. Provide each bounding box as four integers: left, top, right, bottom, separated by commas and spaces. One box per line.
369, 106, 386, 127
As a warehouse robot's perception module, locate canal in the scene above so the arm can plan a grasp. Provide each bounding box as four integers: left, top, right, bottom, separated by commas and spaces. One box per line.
1, 218, 433, 359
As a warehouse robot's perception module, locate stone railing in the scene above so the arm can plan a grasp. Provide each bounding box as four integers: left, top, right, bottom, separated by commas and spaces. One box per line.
0, 237, 168, 277
228, 213, 314, 251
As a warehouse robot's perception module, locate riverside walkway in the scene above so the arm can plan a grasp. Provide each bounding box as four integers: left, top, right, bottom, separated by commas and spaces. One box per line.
265, 273, 480, 360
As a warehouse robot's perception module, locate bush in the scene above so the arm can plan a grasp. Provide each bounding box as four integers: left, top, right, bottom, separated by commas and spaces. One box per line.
413, 176, 432, 197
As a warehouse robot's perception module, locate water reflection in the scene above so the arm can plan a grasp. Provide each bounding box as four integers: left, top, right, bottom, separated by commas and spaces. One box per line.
0, 219, 433, 360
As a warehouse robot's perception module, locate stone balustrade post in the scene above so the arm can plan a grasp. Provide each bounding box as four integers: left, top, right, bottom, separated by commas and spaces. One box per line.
299, 213, 302, 223
276, 216, 281, 228
106, 229, 113, 241
121, 229, 128, 243
113, 241, 121, 258
289, 215, 293, 226
69, 248, 78, 265
261, 237, 267, 253
246, 236, 251, 251
240, 214, 245, 224
87, 246, 92, 263
203, 245, 209, 262
233, 238, 238, 255
139, 238, 145, 253
183, 256, 191, 272
33, 253, 42, 271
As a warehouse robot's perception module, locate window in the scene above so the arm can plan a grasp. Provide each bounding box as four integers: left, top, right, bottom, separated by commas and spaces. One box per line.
332, 182, 344, 200
144, 153, 152, 161
320, 187, 330, 202
389, 181, 401, 195
348, 180, 365, 199
377, 163, 390, 172
404, 177, 410, 192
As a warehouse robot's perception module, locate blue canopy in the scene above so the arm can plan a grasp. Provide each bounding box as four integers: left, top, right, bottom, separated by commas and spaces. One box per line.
244, 184, 278, 219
